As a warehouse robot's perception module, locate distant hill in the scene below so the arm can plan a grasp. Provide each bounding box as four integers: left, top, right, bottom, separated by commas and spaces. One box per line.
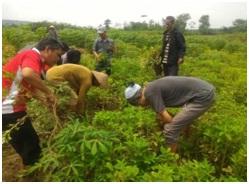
2, 19, 32, 26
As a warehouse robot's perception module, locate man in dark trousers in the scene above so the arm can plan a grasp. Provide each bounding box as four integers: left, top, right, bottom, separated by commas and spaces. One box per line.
2, 38, 64, 165
124, 76, 215, 153
160, 16, 186, 76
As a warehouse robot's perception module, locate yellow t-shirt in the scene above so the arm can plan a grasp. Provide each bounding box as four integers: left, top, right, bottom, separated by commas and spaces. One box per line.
46, 64, 93, 113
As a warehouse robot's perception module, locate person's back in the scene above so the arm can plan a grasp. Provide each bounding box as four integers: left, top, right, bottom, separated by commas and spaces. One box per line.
46, 64, 92, 93
61, 49, 81, 65
145, 76, 215, 112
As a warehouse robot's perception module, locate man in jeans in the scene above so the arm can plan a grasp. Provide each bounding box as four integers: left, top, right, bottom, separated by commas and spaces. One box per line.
124, 76, 215, 152
2, 38, 64, 165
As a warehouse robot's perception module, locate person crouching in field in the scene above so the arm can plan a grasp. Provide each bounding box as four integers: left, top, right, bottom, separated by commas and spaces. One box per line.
46, 64, 108, 114
2, 38, 65, 165
124, 76, 215, 153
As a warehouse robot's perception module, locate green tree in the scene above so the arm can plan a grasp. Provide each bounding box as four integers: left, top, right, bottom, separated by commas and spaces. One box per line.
175, 13, 191, 33
199, 15, 210, 34
104, 19, 112, 29
232, 19, 247, 32
124, 21, 148, 30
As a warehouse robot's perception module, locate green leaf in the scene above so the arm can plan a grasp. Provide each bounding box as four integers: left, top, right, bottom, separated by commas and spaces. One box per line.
91, 142, 97, 155
98, 142, 108, 153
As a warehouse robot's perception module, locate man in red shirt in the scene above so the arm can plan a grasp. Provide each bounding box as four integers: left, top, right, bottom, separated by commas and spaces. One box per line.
2, 38, 64, 165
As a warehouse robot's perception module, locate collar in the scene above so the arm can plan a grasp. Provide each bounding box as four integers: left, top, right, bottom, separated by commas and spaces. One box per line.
32, 47, 46, 79
32, 48, 45, 63
32, 47, 40, 54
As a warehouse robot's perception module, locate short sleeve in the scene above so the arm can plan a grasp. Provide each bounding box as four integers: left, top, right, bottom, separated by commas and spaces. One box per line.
146, 91, 165, 113
21, 55, 41, 74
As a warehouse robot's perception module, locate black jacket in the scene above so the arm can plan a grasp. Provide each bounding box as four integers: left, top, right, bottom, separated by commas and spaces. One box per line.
160, 28, 186, 65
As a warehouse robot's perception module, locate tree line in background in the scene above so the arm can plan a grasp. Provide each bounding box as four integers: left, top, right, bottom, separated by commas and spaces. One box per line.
3, 13, 246, 35
111, 13, 246, 34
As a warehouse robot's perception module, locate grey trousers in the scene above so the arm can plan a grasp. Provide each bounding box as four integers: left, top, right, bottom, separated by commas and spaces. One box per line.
163, 89, 215, 145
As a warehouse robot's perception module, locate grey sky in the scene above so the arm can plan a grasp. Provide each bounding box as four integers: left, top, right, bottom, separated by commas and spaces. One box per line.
2, 0, 247, 28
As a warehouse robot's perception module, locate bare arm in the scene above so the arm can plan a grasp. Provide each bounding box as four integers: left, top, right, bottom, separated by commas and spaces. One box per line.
76, 81, 91, 114
93, 51, 100, 61
22, 67, 55, 103
157, 110, 173, 126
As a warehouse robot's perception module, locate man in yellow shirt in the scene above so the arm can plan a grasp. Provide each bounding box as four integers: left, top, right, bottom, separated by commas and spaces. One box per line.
46, 64, 108, 114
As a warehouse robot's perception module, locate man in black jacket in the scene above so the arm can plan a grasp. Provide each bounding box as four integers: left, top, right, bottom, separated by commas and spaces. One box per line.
160, 16, 186, 76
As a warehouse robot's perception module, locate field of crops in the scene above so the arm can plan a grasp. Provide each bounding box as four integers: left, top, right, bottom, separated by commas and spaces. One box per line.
2, 24, 247, 181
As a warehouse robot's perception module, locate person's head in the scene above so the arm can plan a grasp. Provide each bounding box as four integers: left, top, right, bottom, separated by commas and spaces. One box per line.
48, 25, 56, 30
36, 38, 64, 67
92, 71, 108, 87
124, 82, 144, 106
56, 42, 69, 65
164, 16, 175, 31
65, 49, 81, 64
97, 26, 107, 39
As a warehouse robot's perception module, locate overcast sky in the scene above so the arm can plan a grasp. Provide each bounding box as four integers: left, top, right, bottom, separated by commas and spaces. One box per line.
2, 0, 247, 28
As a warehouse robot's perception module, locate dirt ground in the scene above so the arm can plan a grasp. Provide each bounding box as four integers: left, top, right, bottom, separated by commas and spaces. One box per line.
2, 144, 27, 182
2, 143, 42, 182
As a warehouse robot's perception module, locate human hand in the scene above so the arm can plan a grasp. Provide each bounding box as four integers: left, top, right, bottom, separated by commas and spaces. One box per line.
96, 53, 102, 61
156, 115, 165, 129
46, 94, 57, 107
177, 58, 183, 64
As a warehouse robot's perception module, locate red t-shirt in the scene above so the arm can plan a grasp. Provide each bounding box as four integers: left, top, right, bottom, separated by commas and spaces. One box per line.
2, 49, 43, 114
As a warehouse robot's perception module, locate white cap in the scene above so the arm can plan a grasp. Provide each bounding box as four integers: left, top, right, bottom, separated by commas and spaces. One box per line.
124, 83, 141, 99
97, 26, 106, 34
49, 25, 55, 29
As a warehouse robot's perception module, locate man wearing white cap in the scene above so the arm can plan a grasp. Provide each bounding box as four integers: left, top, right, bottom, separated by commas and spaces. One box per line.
93, 25, 115, 75
46, 64, 108, 114
124, 76, 215, 153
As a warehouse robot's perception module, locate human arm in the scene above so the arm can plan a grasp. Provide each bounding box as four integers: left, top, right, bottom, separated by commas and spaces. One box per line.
176, 31, 186, 64
75, 80, 91, 114
108, 39, 116, 54
93, 51, 101, 61
22, 67, 55, 104
159, 32, 166, 58
157, 110, 173, 127
177, 57, 184, 64
92, 39, 101, 61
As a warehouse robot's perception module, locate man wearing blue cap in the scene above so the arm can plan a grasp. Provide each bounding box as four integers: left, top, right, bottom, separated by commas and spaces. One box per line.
124, 76, 215, 153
